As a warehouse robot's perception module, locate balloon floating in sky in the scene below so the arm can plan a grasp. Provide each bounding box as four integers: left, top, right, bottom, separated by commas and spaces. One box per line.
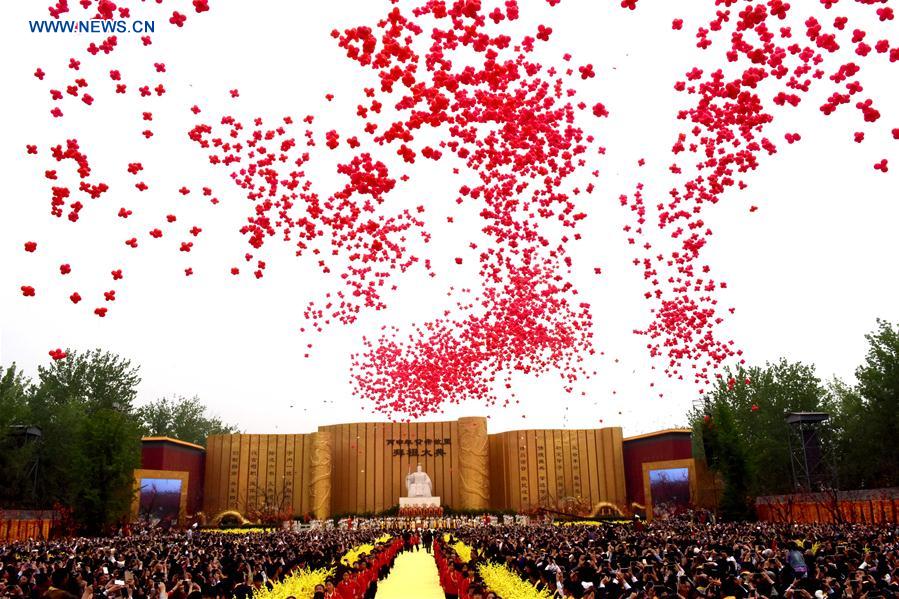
18, 0, 897, 419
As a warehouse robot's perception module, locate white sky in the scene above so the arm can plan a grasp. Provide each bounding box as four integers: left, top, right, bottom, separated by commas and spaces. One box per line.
1, 0, 897, 437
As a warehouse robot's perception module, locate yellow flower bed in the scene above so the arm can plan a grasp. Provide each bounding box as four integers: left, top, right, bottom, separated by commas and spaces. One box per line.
212, 528, 277, 534
440, 534, 473, 562
252, 567, 332, 599
555, 520, 631, 526
478, 562, 552, 599
341, 543, 374, 566
451, 540, 473, 563
341, 534, 396, 567
255, 536, 395, 598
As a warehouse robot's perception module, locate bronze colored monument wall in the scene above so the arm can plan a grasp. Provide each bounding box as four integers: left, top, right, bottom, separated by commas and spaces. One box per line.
202, 433, 316, 520
488, 427, 627, 513
319, 419, 464, 515
203, 421, 629, 518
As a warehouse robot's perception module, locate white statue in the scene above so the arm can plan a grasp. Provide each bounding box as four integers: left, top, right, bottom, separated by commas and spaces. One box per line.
405, 464, 433, 497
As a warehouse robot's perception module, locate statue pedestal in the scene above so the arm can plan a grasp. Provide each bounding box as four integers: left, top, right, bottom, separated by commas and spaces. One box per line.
399, 496, 441, 508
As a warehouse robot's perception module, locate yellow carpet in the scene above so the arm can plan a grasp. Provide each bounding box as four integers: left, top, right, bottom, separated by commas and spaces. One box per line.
376, 549, 444, 599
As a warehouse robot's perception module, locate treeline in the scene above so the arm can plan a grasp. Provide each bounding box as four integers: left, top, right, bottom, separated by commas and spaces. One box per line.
690, 319, 899, 520
0, 349, 237, 533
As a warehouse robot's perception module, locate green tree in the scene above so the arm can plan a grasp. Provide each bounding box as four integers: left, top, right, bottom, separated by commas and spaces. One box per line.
831, 319, 899, 488
26, 349, 143, 533
0, 364, 30, 430
76, 408, 142, 532
0, 365, 37, 505
827, 378, 867, 488
137, 395, 238, 446
698, 399, 754, 520
37, 349, 140, 412
690, 359, 831, 497
1, 351, 243, 532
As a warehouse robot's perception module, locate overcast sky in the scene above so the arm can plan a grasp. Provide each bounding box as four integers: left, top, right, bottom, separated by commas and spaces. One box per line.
2, 0, 897, 438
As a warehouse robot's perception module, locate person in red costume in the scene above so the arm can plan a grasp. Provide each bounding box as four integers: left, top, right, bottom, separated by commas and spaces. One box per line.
454, 565, 470, 598
334, 570, 355, 599
442, 564, 459, 599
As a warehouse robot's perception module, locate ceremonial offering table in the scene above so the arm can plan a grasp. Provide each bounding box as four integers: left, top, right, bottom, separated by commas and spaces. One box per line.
399, 496, 441, 508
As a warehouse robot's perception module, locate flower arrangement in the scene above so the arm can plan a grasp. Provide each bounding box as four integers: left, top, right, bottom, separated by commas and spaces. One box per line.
440, 534, 473, 562
451, 539, 473, 563
555, 519, 632, 526
341, 543, 375, 566
339, 535, 395, 567
477, 562, 552, 599
212, 527, 277, 534
252, 566, 333, 599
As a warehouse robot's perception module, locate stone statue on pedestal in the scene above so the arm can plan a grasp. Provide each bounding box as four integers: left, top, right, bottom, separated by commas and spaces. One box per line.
405, 464, 433, 497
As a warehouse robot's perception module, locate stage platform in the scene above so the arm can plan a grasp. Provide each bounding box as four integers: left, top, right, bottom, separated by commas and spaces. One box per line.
399, 496, 441, 508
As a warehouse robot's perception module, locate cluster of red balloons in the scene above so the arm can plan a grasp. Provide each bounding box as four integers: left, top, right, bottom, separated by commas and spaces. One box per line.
617, 0, 896, 394
17, 0, 896, 418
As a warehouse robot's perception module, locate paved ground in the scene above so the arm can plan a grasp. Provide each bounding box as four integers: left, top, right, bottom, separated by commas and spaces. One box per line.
375, 548, 444, 599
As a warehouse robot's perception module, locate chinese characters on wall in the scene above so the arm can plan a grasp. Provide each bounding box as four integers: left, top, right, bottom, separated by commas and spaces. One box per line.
518, 440, 529, 507
248, 445, 259, 506
228, 443, 239, 508
284, 441, 294, 507
385, 437, 450, 457
554, 436, 565, 502
536, 436, 549, 506
571, 440, 582, 497
266, 444, 276, 499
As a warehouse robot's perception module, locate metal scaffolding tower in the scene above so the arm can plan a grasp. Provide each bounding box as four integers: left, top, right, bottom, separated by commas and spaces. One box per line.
785, 412, 831, 492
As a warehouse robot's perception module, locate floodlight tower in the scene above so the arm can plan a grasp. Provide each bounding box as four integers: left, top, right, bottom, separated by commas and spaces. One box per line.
8, 425, 43, 495
784, 412, 831, 492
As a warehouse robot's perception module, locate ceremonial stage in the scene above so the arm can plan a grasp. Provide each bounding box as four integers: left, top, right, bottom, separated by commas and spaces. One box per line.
136, 419, 717, 523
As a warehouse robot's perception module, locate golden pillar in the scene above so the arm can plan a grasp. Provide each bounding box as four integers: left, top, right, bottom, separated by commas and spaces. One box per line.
458, 416, 490, 510
310, 431, 332, 520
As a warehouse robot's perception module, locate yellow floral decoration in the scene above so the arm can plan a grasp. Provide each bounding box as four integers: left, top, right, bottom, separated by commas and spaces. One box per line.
340, 543, 374, 566
478, 562, 552, 599
341, 534, 395, 567
210, 528, 277, 534
555, 520, 631, 526
441, 534, 473, 563
254, 535, 396, 598
252, 567, 333, 599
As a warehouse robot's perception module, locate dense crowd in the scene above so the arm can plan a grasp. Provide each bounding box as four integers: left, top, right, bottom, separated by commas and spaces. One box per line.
448, 520, 899, 599
0, 528, 396, 599
3, 519, 899, 598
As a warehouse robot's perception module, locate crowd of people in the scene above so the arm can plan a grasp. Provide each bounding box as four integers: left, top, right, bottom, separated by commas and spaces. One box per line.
318, 535, 404, 599
434, 536, 489, 599
0, 528, 396, 599
445, 520, 899, 599
395, 506, 444, 519
3, 518, 899, 598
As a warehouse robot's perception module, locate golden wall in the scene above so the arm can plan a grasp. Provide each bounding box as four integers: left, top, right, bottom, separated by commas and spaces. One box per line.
203, 420, 627, 518
202, 433, 317, 520
319, 419, 466, 516
488, 427, 627, 513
